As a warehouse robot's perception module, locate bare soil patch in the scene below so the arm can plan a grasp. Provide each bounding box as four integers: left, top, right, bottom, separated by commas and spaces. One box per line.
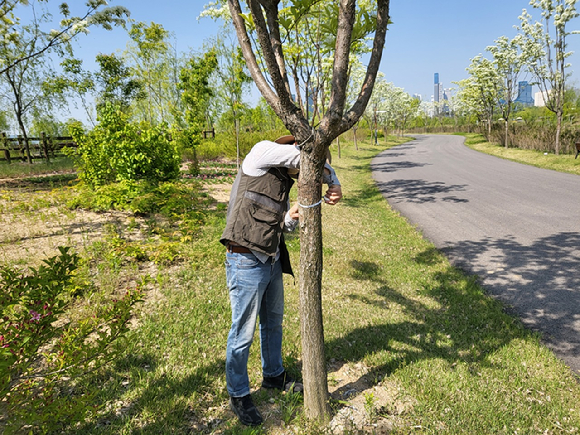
0, 189, 146, 266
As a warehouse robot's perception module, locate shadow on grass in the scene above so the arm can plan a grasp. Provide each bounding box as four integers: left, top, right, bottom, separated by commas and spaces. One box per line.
69, 352, 228, 434
340, 173, 389, 209
327, 247, 533, 395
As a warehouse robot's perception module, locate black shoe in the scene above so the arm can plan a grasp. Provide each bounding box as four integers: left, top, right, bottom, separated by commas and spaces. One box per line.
229, 395, 263, 426
262, 371, 303, 393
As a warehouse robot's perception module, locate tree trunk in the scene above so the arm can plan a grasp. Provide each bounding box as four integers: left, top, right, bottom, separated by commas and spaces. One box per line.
504, 119, 509, 148
555, 109, 562, 155
42, 132, 50, 163
298, 148, 330, 422
226, 0, 391, 423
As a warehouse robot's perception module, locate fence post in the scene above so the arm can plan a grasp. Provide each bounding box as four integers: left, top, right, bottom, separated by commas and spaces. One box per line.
17, 135, 26, 162
50, 136, 56, 158
41, 132, 50, 163
2, 132, 9, 164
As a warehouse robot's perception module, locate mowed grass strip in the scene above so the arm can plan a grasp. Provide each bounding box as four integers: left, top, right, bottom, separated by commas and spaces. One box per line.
66, 137, 580, 434
461, 132, 580, 176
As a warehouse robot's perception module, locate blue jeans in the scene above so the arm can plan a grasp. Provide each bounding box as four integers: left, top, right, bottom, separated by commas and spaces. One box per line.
225, 251, 285, 397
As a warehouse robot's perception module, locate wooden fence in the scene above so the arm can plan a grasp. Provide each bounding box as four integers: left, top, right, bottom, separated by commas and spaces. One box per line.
0, 133, 77, 163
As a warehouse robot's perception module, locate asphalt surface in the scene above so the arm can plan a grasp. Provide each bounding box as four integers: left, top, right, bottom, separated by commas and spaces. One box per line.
371, 134, 580, 374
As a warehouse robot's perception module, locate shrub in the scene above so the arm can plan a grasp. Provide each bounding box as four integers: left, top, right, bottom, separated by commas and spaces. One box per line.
0, 247, 142, 433
68, 104, 181, 187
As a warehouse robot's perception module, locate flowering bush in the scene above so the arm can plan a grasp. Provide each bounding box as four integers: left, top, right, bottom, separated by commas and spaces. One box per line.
0, 247, 142, 433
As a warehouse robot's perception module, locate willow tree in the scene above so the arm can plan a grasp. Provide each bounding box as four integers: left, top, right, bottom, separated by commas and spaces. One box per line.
226, 0, 390, 421
0, 0, 129, 162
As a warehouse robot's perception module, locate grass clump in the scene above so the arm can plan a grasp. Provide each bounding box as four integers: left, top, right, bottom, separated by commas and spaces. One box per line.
0, 157, 76, 178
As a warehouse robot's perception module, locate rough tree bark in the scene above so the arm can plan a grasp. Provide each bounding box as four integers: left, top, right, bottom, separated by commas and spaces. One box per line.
227, 0, 390, 422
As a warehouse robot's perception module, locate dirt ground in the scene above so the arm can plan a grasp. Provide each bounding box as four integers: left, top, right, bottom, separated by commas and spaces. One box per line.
0, 191, 141, 266
199, 358, 415, 434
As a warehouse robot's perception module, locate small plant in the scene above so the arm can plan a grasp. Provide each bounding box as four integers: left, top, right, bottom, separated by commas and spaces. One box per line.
278, 388, 303, 426
364, 391, 377, 423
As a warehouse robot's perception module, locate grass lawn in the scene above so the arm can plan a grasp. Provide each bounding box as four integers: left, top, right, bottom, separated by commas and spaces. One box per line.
460, 132, 580, 176
2, 137, 580, 434
0, 156, 76, 178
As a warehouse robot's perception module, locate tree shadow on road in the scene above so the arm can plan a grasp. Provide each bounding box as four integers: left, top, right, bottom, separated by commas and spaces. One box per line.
441, 231, 580, 371
374, 178, 469, 204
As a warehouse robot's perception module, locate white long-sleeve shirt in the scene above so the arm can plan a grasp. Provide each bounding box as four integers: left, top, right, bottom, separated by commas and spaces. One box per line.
239, 140, 341, 262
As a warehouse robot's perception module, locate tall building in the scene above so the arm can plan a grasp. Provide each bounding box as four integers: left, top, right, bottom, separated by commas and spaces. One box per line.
515, 81, 534, 106
535, 90, 550, 107
434, 73, 441, 103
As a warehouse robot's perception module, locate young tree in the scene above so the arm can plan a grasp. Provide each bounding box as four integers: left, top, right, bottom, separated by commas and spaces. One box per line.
125, 21, 183, 125
92, 54, 144, 113
486, 35, 528, 147
226, 0, 390, 421
45, 54, 144, 126
213, 35, 253, 167
461, 55, 501, 138
0, 0, 129, 161
1, 24, 47, 163
518, 0, 579, 154
177, 49, 219, 172
44, 57, 97, 126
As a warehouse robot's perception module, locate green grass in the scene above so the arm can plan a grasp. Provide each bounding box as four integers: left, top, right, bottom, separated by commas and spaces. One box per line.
4, 139, 580, 433
461, 132, 580, 175
0, 156, 76, 177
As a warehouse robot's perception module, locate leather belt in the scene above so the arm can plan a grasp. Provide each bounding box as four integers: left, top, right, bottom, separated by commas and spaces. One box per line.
227, 243, 252, 254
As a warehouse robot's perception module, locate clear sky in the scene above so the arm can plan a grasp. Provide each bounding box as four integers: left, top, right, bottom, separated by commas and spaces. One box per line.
26, 0, 580, 103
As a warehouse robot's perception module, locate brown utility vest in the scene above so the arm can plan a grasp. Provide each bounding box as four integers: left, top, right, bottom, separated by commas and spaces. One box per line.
220, 167, 295, 275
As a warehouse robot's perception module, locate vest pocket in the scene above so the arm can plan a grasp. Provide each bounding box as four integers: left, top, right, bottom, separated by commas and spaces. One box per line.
242, 203, 280, 252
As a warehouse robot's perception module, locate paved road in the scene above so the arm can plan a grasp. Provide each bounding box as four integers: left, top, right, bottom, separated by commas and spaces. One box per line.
371, 134, 580, 373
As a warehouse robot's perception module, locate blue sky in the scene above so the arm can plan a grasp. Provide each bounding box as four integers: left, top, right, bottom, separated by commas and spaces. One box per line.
25, 0, 580, 103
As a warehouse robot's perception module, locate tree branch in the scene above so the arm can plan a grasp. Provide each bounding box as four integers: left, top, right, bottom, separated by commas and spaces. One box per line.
323, 0, 356, 127
247, 0, 297, 116
341, 0, 390, 133
227, 0, 279, 109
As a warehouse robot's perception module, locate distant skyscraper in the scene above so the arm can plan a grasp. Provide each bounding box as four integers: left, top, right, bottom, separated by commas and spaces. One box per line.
515, 81, 534, 106
434, 73, 440, 103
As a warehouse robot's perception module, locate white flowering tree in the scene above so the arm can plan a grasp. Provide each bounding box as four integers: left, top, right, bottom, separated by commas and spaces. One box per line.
458, 55, 501, 137
486, 34, 528, 147
518, 0, 579, 154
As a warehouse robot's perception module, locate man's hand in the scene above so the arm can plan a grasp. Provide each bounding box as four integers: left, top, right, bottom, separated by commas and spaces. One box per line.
288, 202, 300, 220
324, 185, 342, 205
